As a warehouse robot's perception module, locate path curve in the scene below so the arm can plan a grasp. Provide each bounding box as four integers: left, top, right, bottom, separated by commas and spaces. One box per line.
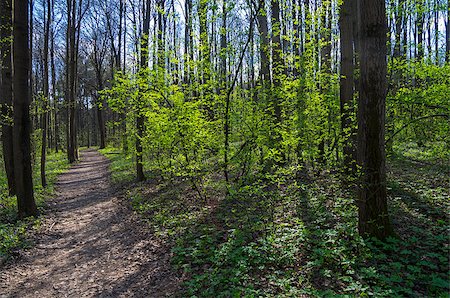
0, 149, 179, 297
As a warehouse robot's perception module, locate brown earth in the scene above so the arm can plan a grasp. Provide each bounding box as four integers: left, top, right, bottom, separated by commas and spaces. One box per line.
0, 149, 179, 297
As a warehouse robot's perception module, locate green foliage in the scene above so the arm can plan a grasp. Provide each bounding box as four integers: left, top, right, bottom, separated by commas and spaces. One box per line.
97, 15, 449, 296
387, 60, 450, 160
102, 69, 221, 188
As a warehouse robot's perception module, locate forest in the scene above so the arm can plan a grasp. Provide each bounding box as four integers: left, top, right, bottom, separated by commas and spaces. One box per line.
0, 0, 449, 296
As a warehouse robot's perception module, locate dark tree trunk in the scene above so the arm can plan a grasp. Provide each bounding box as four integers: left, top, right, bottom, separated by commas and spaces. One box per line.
357, 0, 394, 239
199, 0, 209, 84
41, 0, 51, 188
0, 0, 15, 196
50, 7, 59, 153
271, 0, 283, 131
257, 4, 269, 84
339, 0, 356, 175
393, 0, 405, 58
66, 0, 74, 162
66, 0, 80, 163
416, 0, 424, 59
91, 40, 106, 149
136, 0, 151, 182
29, 0, 35, 132
13, 0, 38, 218
318, 2, 332, 165
157, 0, 166, 69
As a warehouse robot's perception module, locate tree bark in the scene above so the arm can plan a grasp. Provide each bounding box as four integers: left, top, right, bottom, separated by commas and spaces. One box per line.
0, 0, 15, 196
41, 0, 51, 188
66, 0, 75, 163
339, 0, 356, 175
13, 0, 38, 218
357, 0, 394, 239
136, 0, 151, 182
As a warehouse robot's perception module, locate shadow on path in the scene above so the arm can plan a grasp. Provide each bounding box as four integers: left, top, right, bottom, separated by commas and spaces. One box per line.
0, 149, 179, 298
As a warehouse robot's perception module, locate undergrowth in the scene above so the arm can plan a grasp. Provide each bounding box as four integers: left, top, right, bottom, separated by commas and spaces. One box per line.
102, 147, 449, 297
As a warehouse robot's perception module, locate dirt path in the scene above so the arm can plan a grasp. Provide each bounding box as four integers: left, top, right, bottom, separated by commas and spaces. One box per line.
0, 149, 179, 297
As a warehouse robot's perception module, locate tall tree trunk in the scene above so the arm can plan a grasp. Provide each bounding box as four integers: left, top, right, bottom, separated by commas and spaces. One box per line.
416, 0, 424, 59
446, 0, 449, 62
92, 40, 106, 149
41, 0, 51, 188
50, 5, 58, 153
393, 0, 405, 58
157, 0, 166, 70
199, 0, 209, 84
434, 0, 439, 64
339, 0, 356, 175
271, 0, 284, 162
0, 0, 15, 195
13, 0, 38, 218
66, 0, 76, 163
357, 0, 394, 239
220, 0, 227, 81
136, 0, 151, 182
29, 0, 35, 132
318, 2, 332, 165
257, 3, 269, 84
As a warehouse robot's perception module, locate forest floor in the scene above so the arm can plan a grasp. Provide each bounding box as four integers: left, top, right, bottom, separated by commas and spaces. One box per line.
99, 146, 449, 297
0, 149, 179, 297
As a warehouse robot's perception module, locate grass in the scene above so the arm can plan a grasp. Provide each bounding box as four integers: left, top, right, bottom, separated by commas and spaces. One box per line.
101, 147, 450, 297
0, 150, 70, 261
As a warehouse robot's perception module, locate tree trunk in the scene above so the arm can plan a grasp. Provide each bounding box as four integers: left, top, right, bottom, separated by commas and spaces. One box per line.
220, 0, 227, 81
416, 0, 424, 59
339, 0, 356, 175
393, 0, 405, 58
257, 4, 269, 84
0, 0, 15, 196
357, 0, 394, 239
271, 0, 283, 124
92, 40, 106, 149
50, 5, 59, 153
199, 0, 209, 84
446, 0, 449, 62
13, 0, 38, 218
41, 0, 51, 188
136, 0, 151, 182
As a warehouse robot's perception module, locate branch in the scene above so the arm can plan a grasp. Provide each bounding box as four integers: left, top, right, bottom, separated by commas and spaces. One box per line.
385, 114, 449, 145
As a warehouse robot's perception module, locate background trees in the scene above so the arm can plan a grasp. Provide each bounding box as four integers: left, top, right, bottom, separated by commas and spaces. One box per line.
0, 0, 448, 234
0, 0, 448, 295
